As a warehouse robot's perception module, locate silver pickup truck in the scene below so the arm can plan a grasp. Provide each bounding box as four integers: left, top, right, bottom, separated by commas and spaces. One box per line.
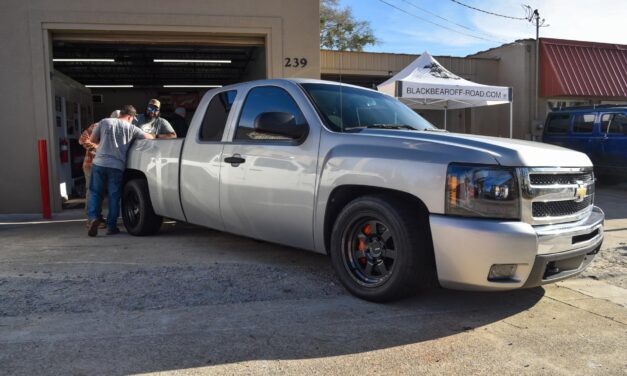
122, 79, 604, 301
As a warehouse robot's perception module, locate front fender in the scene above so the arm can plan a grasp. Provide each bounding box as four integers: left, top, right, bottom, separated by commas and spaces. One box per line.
313, 137, 499, 253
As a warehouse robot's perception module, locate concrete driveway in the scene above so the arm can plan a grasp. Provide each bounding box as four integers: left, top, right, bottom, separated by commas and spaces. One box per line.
0, 186, 625, 375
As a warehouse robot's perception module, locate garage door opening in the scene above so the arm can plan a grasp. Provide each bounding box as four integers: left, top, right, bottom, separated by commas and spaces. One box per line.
50, 32, 266, 205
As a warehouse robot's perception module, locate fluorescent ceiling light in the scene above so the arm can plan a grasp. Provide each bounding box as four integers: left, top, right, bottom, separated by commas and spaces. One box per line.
85, 85, 134, 88
163, 85, 222, 88
153, 59, 231, 64
53, 58, 115, 62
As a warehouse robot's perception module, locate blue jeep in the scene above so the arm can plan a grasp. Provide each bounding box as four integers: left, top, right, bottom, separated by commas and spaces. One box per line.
542, 106, 627, 181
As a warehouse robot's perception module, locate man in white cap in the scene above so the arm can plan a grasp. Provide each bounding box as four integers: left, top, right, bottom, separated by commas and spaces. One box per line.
133, 98, 177, 139
79, 109, 122, 227
87, 105, 155, 236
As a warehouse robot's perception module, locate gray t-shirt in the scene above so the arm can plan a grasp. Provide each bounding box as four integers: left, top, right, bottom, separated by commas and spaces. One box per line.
92, 118, 147, 171
134, 114, 176, 136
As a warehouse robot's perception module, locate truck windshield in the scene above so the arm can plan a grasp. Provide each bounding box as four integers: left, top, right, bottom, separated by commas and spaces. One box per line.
301, 83, 437, 133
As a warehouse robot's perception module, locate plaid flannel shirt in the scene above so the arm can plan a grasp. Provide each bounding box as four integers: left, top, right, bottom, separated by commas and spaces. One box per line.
78, 122, 99, 170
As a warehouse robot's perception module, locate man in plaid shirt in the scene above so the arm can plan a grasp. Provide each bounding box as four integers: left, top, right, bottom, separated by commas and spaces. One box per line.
79, 110, 120, 226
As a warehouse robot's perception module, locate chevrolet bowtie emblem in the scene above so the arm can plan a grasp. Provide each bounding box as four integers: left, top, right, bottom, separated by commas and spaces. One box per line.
574, 183, 587, 202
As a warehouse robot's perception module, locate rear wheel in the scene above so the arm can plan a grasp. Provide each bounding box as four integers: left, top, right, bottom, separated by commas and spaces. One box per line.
330, 195, 434, 302
122, 179, 162, 236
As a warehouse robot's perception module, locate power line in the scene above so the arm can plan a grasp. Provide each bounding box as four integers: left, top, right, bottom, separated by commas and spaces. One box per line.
377, 0, 507, 44
400, 0, 501, 39
449, 0, 529, 20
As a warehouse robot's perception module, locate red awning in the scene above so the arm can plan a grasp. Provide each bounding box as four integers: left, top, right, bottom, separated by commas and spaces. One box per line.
540, 38, 627, 98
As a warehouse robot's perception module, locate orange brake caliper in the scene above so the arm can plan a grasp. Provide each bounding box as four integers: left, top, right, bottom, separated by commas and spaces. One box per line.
358, 224, 372, 266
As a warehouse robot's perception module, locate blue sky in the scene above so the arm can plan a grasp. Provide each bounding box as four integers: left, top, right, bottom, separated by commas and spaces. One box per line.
338, 0, 627, 56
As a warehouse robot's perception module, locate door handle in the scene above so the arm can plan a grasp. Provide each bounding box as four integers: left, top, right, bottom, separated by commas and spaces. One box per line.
224, 154, 246, 167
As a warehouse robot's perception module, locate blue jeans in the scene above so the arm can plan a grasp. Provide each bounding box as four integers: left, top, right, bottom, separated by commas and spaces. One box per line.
88, 164, 123, 230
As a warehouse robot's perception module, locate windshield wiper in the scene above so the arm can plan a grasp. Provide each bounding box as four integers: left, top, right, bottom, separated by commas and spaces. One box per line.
367, 124, 417, 130
421, 128, 448, 132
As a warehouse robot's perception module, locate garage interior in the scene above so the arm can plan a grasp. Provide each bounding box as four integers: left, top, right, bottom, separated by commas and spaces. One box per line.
51, 32, 267, 202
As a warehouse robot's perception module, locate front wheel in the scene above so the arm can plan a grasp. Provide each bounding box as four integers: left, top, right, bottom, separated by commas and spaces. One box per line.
122, 179, 163, 236
330, 195, 434, 302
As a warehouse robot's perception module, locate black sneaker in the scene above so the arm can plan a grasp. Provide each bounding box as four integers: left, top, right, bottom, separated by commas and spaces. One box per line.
87, 218, 102, 237
106, 227, 120, 235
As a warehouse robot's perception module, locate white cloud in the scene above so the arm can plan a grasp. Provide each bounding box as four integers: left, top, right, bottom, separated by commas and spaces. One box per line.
367, 0, 627, 55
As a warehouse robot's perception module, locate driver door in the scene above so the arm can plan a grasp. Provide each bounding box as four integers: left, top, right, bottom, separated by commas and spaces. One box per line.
220, 84, 320, 250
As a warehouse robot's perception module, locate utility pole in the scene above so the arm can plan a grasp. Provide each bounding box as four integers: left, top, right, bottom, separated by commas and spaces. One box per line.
525, 6, 547, 140
533, 9, 540, 123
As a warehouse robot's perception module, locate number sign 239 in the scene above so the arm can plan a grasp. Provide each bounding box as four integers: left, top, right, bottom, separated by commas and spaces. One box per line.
284, 57, 308, 68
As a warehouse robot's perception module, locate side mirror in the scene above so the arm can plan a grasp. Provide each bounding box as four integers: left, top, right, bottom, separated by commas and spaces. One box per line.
254, 112, 308, 140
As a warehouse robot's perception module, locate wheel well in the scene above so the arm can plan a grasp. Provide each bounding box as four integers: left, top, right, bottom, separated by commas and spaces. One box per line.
323, 185, 432, 255
123, 169, 146, 184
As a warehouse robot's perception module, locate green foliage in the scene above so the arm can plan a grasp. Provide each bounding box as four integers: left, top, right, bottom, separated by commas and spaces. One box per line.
320, 0, 377, 51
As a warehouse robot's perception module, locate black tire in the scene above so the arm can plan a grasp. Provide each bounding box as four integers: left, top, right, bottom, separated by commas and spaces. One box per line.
330, 194, 435, 302
122, 179, 163, 236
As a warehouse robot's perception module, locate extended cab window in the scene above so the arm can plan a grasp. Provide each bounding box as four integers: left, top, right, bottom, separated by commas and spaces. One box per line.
545, 114, 570, 134
572, 113, 595, 133
199, 90, 237, 141
235, 86, 306, 141
601, 113, 627, 135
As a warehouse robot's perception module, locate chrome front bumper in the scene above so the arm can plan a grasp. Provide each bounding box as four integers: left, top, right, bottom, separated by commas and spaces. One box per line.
429, 206, 604, 291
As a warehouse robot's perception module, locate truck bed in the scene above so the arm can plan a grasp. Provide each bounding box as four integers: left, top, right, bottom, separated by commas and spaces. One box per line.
127, 138, 186, 221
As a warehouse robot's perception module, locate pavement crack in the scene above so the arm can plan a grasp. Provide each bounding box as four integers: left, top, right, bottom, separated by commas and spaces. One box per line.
543, 295, 626, 326
502, 320, 527, 330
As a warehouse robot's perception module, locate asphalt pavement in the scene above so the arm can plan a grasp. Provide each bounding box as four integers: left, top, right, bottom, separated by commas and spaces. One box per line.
0, 186, 625, 375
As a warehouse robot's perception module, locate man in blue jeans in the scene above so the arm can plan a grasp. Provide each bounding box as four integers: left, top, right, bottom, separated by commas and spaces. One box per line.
87, 105, 155, 236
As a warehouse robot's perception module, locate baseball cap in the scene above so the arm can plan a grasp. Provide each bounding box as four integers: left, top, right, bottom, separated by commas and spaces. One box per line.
148, 99, 161, 109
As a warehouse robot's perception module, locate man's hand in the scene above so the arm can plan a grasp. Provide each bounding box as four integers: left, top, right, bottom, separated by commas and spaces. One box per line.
89, 133, 99, 144
80, 123, 99, 151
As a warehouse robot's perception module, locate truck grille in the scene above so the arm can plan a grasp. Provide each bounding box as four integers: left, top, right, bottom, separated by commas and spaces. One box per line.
529, 173, 593, 185
532, 196, 593, 217
519, 168, 595, 225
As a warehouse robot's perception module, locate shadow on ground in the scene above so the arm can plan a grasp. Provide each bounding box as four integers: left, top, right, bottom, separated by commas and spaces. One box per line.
0, 220, 545, 375
594, 183, 627, 220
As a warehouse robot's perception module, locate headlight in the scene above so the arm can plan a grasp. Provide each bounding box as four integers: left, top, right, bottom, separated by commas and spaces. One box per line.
446, 164, 520, 219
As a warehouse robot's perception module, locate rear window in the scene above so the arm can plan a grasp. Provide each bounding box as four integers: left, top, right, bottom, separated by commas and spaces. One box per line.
199, 90, 237, 141
572, 113, 595, 133
601, 113, 627, 135
545, 114, 570, 134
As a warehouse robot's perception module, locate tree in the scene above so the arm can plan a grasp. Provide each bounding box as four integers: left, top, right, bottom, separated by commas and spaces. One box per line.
320, 0, 377, 51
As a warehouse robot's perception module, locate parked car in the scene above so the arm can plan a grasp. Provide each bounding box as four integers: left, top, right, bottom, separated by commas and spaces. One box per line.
542, 105, 627, 181
122, 79, 604, 302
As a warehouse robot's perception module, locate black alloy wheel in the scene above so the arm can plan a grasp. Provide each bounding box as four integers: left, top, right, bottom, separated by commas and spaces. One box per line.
330, 194, 435, 302
343, 218, 396, 287
122, 179, 163, 236
123, 187, 141, 229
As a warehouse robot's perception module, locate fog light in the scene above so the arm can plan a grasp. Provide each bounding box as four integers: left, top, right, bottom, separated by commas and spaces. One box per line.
488, 264, 517, 281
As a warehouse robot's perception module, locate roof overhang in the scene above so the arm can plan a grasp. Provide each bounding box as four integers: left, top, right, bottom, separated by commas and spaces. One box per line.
540, 38, 627, 98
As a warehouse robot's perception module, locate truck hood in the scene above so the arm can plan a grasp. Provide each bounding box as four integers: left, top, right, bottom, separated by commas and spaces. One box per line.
359, 129, 592, 167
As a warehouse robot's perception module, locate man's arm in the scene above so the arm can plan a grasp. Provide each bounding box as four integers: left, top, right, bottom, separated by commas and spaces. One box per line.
133, 126, 156, 140
156, 118, 177, 139
79, 123, 99, 152
157, 133, 177, 139
89, 124, 101, 143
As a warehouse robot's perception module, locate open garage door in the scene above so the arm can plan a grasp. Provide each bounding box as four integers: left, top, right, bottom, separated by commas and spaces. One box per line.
50, 31, 267, 204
